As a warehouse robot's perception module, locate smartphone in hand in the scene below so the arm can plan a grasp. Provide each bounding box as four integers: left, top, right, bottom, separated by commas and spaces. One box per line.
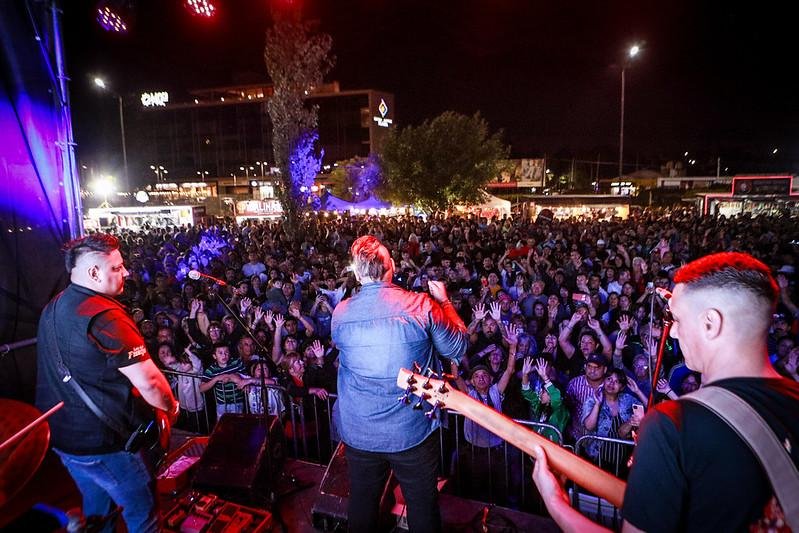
632, 403, 645, 425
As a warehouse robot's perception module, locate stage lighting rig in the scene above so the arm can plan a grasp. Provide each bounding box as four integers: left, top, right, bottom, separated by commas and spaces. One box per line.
185, 0, 216, 18
96, 0, 133, 33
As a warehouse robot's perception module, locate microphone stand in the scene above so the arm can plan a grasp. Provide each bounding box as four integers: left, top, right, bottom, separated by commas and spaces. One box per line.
647, 314, 673, 408
212, 291, 276, 424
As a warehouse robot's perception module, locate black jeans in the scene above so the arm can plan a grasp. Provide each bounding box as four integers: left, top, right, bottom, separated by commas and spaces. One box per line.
345, 432, 441, 533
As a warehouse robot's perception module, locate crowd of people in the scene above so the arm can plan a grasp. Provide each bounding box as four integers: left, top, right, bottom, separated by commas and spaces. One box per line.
106, 206, 799, 482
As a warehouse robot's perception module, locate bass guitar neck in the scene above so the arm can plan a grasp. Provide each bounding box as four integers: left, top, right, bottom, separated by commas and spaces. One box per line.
396, 368, 626, 508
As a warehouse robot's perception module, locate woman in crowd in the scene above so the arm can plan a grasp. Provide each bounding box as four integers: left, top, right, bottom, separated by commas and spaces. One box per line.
580, 367, 645, 477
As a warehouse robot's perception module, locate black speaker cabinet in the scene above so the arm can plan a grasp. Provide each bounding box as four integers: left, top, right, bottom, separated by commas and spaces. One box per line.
193, 414, 285, 502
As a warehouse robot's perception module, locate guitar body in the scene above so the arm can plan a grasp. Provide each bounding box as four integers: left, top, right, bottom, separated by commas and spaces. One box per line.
128, 388, 171, 465
396, 369, 627, 508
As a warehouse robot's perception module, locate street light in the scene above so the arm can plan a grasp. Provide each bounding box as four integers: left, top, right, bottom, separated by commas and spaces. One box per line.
150, 164, 168, 181
255, 161, 267, 176
618, 44, 642, 179
92, 176, 115, 208
196, 170, 210, 179
93, 76, 129, 192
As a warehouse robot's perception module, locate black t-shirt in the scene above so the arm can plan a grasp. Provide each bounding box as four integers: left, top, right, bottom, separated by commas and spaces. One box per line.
36, 284, 151, 454
622, 377, 799, 532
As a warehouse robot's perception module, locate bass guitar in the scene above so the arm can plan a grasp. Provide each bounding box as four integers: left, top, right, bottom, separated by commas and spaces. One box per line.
128, 388, 172, 466
396, 368, 627, 508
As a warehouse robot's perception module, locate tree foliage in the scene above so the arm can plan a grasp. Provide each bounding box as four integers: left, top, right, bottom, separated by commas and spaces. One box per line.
327, 155, 383, 201
379, 111, 509, 213
264, 8, 333, 234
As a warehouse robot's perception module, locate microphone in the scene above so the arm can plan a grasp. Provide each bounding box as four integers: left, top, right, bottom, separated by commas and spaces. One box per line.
188, 270, 228, 286
655, 287, 672, 301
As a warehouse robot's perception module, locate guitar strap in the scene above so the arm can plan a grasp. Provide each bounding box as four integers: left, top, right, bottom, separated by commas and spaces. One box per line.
683, 386, 799, 530
49, 294, 131, 440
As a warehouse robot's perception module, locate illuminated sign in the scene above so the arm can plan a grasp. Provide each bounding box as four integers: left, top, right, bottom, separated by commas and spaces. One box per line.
732, 175, 793, 196
373, 98, 393, 128
141, 91, 169, 107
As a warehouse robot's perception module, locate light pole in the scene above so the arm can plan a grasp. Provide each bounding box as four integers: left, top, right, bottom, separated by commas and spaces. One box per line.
196, 170, 209, 180
618, 44, 641, 179
93, 77, 128, 192
255, 161, 267, 176
150, 164, 168, 181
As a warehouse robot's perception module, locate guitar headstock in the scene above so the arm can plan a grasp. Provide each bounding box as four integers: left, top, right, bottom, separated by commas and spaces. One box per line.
396, 368, 453, 419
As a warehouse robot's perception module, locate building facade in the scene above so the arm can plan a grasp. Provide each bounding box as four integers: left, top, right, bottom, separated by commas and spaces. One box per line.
125, 81, 395, 188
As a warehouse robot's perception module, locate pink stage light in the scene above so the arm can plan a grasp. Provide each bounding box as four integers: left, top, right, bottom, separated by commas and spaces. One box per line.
185, 0, 217, 18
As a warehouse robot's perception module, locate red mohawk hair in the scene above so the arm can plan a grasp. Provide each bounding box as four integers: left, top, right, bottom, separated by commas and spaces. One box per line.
674, 252, 778, 307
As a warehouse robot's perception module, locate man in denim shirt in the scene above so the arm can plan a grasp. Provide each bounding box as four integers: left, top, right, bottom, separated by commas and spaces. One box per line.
332, 235, 468, 533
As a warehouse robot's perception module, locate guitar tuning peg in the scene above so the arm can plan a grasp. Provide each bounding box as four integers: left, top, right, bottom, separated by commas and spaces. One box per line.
397, 385, 413, 405
437, 382, 448, 394
413, 392, 430, 410
425, 400, 442, 420
405, 374, 417, 385
422, 376, 433, 390
412, 362, 422, 374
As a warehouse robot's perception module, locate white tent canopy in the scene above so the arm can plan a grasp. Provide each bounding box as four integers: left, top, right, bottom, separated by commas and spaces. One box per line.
452, 191, 511, 219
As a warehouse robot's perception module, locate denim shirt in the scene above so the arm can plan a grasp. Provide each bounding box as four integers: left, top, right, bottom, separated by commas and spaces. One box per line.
580, 392, 640, 458
332, 281, 468, 452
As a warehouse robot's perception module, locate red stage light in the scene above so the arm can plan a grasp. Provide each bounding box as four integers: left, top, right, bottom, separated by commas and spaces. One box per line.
185, 0, 216, 18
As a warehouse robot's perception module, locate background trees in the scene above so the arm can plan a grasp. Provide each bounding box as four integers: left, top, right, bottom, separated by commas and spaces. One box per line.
264, 8, 333, 234
379, 111, 508, 213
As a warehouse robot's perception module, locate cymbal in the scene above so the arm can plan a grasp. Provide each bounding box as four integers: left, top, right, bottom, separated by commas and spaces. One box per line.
0, 400, 50, 508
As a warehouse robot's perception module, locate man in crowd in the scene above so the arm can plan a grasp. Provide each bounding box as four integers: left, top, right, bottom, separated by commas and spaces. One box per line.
36, 234, 179, 533
332, 235, 468, 533
532, 252, 799, 531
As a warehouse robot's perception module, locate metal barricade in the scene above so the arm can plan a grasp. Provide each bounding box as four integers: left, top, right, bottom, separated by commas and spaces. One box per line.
572, 435, 636, 530
442, 410, 568, 512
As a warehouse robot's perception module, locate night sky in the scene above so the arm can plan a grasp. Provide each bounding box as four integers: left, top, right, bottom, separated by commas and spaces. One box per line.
63, 0, 799, 177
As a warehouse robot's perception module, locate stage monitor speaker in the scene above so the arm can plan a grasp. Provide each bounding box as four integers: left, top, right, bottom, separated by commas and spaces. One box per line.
311, 441, 395, 532
192, 414, 284, 502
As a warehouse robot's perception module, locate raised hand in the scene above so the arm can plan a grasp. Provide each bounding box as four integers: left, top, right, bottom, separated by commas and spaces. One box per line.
504, 325, 521, 346
240, 297, 252, 315
594, 383, 604, 401
428, 280, 449, 303
615, 330, 627, 351
548, 305, 559, 320
656, 379, 671, 394
264, 309, 274, 327
535, 358, 549, 379
274, 313, 286, 331
288, 302, 301, 318
618, 314, 632, 331
510, 301, 521, 315
627, 378, 641, 395
472, 303, 486, 321
190, 298, 201, 314
522, 356, 534, 376
311, 339, 324, 359
587, 316, 601, 331
489, 301, 502, 321
254, 307, 264, 325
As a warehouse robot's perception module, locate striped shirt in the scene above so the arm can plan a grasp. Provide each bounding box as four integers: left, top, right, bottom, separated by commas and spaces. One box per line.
565, 375, 602, 441
204, 358, 245, 405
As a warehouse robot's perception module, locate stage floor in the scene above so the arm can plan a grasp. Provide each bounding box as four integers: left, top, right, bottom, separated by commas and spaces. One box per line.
1, 437, 558, 532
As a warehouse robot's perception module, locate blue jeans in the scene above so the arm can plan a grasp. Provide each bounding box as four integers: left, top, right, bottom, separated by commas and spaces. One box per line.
346, 432, 441, 533
55, 449, 158, 533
